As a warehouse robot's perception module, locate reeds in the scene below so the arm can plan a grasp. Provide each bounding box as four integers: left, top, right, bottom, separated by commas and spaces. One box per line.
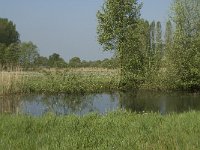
0, 71, 24, 95
22, 69, 120, 94
0, 68, 120, 95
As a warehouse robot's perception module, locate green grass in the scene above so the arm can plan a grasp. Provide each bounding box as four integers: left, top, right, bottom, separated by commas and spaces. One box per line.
0, 68, 120, 95
0, 111, 200, 149
21, 69, 119, 94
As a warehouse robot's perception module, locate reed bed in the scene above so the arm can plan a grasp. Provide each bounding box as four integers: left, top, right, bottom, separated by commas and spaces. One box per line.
0, 71, 24, 95
0, 68, 120, 95
0, 111, 200, 149
22, 69, 119, 94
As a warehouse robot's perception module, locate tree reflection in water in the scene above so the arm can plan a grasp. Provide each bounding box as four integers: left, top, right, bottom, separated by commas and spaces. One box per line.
0, 95, 22, 114
118, 91, 200, 114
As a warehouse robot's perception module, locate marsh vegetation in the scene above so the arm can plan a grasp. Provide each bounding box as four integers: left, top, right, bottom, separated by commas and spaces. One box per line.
0, 68, 119, 95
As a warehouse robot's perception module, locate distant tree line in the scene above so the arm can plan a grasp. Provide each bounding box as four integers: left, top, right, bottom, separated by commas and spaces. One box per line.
35, 54, 119, 69
0, 18, 118, 70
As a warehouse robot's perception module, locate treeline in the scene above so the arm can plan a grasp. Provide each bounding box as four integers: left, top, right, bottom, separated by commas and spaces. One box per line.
97, 0, 200, 91
0, 18, 118, 70
36, 55, 118, 69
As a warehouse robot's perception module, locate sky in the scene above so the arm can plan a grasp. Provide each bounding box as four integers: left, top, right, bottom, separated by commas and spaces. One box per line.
0, 0, 172, 61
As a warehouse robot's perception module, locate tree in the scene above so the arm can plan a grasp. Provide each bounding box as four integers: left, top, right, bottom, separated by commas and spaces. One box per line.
69, 57, 81, 68
136, 20, 151, 74
166, 0, 200, 90
48, 53, 66, 68
155, 22, 162, 56
150, 21, 156, 54
154, 21, 162, 70
19, 42, 39, 69
97, 0, 142, 89
35, 56, 49, 67
0, 43, 6, 68
0, 18, 20, 45
164, 20, 173, 55
0, 18, 20, 69
4, 43, 20, 68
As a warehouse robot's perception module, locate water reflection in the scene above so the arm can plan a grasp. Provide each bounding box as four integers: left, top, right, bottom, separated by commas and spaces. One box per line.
1, 91, 200, 116
119, 91, 200, 114
0, 95, 21, 114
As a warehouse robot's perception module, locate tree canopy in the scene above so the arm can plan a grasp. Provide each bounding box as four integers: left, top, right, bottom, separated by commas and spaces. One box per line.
0, 18, 20, 45
97, 0, 143, 89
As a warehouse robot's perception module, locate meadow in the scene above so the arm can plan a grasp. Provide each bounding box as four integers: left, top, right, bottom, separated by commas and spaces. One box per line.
0, 111, 200, 150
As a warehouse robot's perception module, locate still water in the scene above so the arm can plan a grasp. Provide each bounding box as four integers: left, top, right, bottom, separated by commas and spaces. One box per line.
1, 91, 200, 116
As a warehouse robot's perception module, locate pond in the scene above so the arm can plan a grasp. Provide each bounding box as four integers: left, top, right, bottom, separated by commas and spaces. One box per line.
1, 91, 200, 116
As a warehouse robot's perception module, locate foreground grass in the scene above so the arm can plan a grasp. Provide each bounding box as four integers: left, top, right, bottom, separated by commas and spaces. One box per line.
0, 111, 200, 149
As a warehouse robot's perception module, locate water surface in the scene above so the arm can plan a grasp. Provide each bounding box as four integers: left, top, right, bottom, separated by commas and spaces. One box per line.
1, 91, 200, 116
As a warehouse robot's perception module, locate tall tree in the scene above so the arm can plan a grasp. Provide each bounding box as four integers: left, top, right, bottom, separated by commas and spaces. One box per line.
48, 53, 66, 68
35, 56, 49, 67
155, 21, 162, 56
0, 43, 6, 68
154, 21, 162, 70
0, 18, 20, 45
135, 19, 152, 78
4, 43, 20, 68
0, 18, 20, 68
150, 21, 156, 54
148, 21, 156, 72
69, 57, 81, 68
97, 0, 142, 88
164, 20, 173, 52
167, 0, 200, 90
19, 42, 39, 69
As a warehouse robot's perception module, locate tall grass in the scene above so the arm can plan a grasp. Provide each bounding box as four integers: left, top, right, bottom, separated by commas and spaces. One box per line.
0, 68, 120, 95
0, 71, 24, 95
0, 111, 200, 149
22, 68, 119, 94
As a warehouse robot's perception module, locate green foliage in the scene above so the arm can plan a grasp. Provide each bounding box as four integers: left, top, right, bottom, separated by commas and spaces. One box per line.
0, 18, 20, 46
164, 20, 173, 54
21, 70, 118, 94
48, 53, 67, 68
34, 56, 49, 67
0, 43, 6, 68
0, 111, 200, 149
150, 21, 156, 53
69, 57, 81, 67
97, 0, 143, 89
0, 43, 20, 69
155, 22, 162, 59
19, 42, 39, 69
0, 69, 119, 95
165, 0, 200, 90
80, 58, 119, 69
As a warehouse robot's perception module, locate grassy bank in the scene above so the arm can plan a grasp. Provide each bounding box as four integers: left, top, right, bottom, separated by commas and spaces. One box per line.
0, 68, 199, 95
0, 111, 200, 149
0, 68, 119, 95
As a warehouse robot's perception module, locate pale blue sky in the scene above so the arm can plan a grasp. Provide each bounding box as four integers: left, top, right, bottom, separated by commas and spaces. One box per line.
0, 0, 172, 61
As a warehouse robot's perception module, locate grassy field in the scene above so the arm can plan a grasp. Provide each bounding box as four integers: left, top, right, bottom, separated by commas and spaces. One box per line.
0, 111, 200, 149
0, 68, 120, 95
